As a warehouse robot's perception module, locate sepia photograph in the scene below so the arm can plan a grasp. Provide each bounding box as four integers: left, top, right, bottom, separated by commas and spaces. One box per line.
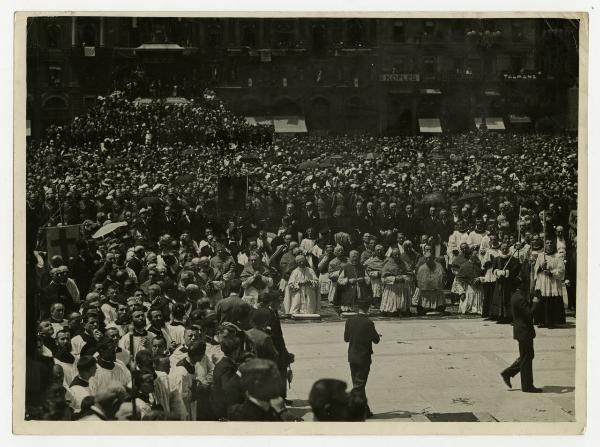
12, 9, 588, 436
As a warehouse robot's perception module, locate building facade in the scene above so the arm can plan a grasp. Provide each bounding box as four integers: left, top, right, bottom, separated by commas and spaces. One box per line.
26, 17, 580, 139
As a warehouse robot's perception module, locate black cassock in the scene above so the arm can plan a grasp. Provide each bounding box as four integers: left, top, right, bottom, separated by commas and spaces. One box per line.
489, 256, 521, 322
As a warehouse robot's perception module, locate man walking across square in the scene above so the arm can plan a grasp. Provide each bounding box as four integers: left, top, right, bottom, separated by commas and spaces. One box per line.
500, 276, 543, 393
343, 299, 380, 418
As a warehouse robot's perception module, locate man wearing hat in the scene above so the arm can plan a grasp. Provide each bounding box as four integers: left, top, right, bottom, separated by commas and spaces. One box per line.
245, 307, 279, 363
227, 358, 294, 421
343, 299, 380, 418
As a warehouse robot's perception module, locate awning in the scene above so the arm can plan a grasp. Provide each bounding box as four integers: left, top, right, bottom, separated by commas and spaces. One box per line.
135, 43, 185, 51
420, 88, 442, 95
418, 118, 442, 133
273, 116, 307, 133
245, 116, 274, 126
509, 115, 532, 124
474, 117, 505, 130
133, 98, 153, 105
26, 120, 31, 137
484, 90, 501, 96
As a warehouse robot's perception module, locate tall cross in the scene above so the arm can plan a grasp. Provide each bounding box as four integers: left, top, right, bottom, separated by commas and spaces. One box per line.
50, 228, 78, 261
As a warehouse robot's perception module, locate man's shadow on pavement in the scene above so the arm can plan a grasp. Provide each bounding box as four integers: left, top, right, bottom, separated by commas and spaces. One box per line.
541, 385, 575, 394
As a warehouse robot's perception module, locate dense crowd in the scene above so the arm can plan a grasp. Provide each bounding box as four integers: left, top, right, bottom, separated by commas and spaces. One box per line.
25, 88, 578, 421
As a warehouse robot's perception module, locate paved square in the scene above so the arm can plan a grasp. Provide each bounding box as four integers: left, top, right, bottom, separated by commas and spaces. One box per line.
283, 317, 576, 422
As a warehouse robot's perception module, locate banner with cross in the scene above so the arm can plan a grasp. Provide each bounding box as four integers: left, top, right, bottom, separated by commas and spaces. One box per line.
46, 225, 81, 261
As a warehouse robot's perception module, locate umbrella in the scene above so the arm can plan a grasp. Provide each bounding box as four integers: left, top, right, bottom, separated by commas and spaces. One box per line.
298, 160, 321, 170
238, 152, 261, 163
175, 174, 195, 185
396, 161, 411, 168
138, 196, 163, 207
182, 148, 195, 156
106, 157, 122, 167
363, 152, 375, 160
458, 192, 484, 202
92, 221, 128, 239
421, 192, 445, 206
432, 153, 447, 161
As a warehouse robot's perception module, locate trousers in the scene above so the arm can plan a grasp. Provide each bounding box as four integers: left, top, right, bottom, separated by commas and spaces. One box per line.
502, 338, 535, 390
349, 362, 371, 413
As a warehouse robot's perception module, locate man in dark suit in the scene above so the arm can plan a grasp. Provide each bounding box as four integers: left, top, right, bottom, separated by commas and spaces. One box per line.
227, 358, 298, 421
500, 277, 542, 393
400, 204, 420, 243
245, 309, 279, 363
343, 299, 381, 418
210, 336, 245, 420
215, 279, 252, 327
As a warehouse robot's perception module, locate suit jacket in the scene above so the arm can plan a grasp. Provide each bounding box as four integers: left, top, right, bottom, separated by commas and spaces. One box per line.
344, 313, 380, 365
510, 289, 537, 341
245, 327, 279, 363
401, 214, 421, 242
227, 397, 282, 421
266, 307, 290, 368
210, 357, 245, 419
215, 294, 252, 326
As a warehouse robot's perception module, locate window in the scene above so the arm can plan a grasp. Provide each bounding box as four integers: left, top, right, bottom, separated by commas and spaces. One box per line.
207, 20, 222, 48
241, 22, 257, 47
46, 23, 62, 48
466, 57, 482, 77
424, 20, 435, 36
80, 23, 97, 46
393, 57, 406, 73
48, 66, 63, 87
512, 22, 524, 42
451, 21, 465, 42
274, 20, 293, 48
348, 19, 365, 47
452, 58, 465, 75
311, 23, 327, 53
393, 20, 405, 42
422, 57, 436, 77
511, 55, 524, 72
83, 95, 97, 110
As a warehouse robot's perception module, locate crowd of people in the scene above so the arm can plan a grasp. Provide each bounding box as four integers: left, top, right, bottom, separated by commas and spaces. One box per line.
24, 87, 578, 421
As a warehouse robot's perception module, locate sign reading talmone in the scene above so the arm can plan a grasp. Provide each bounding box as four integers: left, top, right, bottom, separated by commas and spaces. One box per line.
379, 73, 421, 82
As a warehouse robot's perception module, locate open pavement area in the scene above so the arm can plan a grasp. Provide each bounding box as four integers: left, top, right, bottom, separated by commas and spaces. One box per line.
284, 315, 576, 422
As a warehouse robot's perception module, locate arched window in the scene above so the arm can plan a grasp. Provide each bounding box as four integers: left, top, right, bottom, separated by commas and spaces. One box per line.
307, 97, 330, 131
42, 96, 68, 110
46, 23, 62, 48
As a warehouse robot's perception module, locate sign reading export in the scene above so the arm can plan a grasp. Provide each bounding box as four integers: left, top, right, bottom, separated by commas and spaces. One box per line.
379, 73, 420, 82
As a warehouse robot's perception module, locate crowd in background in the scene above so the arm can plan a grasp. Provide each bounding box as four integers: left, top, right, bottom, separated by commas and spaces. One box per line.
25, 88, 578, 421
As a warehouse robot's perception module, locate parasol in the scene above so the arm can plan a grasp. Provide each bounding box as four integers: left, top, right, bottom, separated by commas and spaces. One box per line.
106, 157, 122, 167
92, 221, 128, 239
458, 192, 484, 202
363, 152, 376, 160
182, 148, 195, 156
238, 152, 261, 163
421, 191, 445, 206
138, 196, 163, 207
298, 160, 321, 170
175, 174, 195, 185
